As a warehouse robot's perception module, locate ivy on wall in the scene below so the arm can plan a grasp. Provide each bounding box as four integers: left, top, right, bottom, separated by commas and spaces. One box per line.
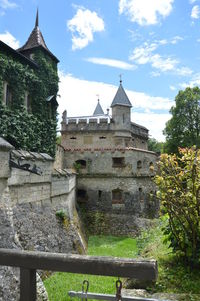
0, 48, 59, 156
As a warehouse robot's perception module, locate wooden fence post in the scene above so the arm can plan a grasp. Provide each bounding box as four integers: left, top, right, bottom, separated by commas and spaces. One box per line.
20, 268, 36, 301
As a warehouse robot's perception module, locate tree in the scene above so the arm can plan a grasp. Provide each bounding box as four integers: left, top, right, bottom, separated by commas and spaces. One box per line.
164, 87, 200, 153
148, 137, 164, 154
155, 147, 200, 265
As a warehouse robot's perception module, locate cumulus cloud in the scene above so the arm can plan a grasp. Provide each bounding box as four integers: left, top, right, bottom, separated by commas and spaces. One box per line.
119, 0, 174, 26
67, 7, 105, 50
58, 72, 172, 141
180, 73, 200, 89
130, 42, 178, 72
85, 57, 136, 70
0, 31, 20, 49
0, 0, 17, 9
191, 5, 200, 18
129, 40, 192, 76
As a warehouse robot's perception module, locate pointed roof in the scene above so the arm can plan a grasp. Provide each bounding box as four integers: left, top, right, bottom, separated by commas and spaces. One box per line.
111, 80, 132, 108
18, 9, 59, 63
93, 100, 104, 115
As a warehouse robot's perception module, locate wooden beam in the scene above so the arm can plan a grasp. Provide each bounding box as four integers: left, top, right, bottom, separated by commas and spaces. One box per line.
0, 248, 157, 281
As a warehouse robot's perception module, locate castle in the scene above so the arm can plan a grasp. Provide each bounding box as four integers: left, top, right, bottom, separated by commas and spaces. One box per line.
59, 80, 158, 236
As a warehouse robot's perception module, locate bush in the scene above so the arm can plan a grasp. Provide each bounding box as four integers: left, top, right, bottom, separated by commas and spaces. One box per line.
155, 147, 200, 265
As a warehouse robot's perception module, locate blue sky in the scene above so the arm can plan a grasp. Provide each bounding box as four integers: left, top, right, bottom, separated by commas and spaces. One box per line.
1, 0, 200, 141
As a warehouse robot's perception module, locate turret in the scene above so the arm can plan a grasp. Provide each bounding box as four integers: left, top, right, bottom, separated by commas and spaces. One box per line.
18, 9, 59, 64
111, 80, 132, 129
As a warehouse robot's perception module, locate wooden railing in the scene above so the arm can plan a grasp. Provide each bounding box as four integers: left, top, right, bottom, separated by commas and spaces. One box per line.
0, 248, 158, 301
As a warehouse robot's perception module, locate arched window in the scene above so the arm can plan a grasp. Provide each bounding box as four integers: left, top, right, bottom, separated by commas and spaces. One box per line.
149, 162, 154, 171
137, 160, 142, 169
75, 159, 87, 169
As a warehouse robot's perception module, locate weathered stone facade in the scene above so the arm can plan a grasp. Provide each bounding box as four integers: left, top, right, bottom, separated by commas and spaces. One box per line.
0, 137, 85, 300
59, 82, 158, 236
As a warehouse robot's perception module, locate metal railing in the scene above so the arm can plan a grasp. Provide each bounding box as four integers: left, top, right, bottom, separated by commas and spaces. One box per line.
0, 248, 158, 301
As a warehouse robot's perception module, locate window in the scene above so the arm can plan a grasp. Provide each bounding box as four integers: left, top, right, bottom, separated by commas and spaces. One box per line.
70, 137, 77, 140
3, 82, 12, 107
75, 159, 86, 169
137, 160, 142, 169
112, 157, 125, 167
24, 92, 32, 113
84, 136, 93, 144
98, 190, 102, 200
99, 136, 106, 139
139, 187, 143, 201
112, 189, 123, 204
149, 162, 154, 171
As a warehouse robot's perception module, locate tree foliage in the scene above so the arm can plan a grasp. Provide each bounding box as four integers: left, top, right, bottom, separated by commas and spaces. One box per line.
148, 137, 164, 154
155, 147, 200, 265
164, 87, 200, 153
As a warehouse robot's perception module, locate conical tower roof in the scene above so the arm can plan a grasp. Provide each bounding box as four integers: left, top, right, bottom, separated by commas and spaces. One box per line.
93, 100, 104, 115
111, 81, 132, 108
18, 9, 59, 62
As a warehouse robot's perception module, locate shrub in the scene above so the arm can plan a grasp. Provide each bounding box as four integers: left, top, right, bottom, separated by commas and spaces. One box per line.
155, 147, 200, 265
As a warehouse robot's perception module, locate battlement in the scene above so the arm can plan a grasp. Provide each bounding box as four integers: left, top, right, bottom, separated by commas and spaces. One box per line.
61, 116, 111, 132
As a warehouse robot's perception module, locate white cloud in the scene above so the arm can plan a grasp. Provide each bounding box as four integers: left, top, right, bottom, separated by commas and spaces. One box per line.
0, 0, 17, 9
170, 85, 176, 91
132, 112, 170, 141
180, 73, 200, 88
191, 5, 200, 18
119, 0, 174, 26
0, 31, 20, 49
67, 7, 105, 50
58, 72, 173, 141
171, 35, 184, 44
85, 57, 137, 70
130, 42, 178, 72
130, 40, 191, 75
189, 0, 198, 4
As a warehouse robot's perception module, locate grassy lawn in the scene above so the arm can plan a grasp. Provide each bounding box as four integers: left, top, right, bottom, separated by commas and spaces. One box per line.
44, 226, 200, 300
44, 236, 138, 301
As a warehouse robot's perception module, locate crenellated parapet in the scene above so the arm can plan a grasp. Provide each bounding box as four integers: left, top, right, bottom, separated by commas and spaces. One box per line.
61, 116, 111, 132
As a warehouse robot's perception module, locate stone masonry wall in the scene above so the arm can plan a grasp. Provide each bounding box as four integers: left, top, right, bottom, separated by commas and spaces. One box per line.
0, 138, 85, 301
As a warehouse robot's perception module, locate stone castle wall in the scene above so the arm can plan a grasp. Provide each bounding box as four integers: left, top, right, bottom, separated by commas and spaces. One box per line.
0, 138, 85, 301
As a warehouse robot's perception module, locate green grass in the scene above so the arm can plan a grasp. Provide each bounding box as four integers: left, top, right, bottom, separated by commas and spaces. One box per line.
44, 226, 200, 300
137, 220, 200, 296
44, 235, 138, 301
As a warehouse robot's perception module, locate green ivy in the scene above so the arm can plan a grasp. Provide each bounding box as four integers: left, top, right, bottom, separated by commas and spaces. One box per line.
0, 48, 59, 156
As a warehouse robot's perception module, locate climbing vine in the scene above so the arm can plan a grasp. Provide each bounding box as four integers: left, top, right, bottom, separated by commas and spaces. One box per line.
0, 48, 59, 156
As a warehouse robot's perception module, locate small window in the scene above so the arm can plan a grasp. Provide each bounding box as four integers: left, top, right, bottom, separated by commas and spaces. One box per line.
149, 162, 154, 171
84, 136, 93, 144
3, 82, 12, 107
98, 190, 102, 200
139, 188, 143, 201
99, 136, 106, 139
75, 160, 86, 169
112, 189, 123, 204
137, 160, 142, 169
24, 92, 32, 113
112, 157, 125, 167
70, 137, 77, 140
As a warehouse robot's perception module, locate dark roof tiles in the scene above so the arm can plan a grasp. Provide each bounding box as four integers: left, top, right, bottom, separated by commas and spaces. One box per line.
93, 100, 104, 115
111, 82, 132, 108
